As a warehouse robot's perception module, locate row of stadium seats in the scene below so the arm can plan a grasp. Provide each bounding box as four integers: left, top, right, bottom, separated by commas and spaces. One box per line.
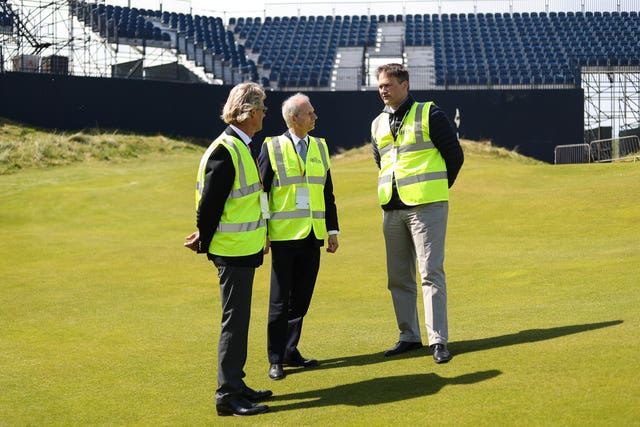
72, 1, 169, 42
232, 15, 377, 87
406, 9, 640, 84
0, 7, 14, 34
230, 14, 404, 25
69, 1, 639, 89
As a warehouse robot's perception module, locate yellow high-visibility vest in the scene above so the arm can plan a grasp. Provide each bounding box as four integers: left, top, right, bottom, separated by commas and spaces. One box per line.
371, 102, 449, 205
195, 135, 266, 256
264, 135, 330, 241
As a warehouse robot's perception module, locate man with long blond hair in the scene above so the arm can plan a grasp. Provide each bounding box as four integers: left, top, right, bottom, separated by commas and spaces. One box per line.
184, 82, 272, 417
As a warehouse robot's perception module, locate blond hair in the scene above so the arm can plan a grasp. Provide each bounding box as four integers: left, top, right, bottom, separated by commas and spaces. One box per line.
221, 82, 266, 124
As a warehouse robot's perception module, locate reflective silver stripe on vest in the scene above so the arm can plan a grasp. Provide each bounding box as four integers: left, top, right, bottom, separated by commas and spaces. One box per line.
219, 137, 261, 199
227, 138, 248, 192
229, 182, 262, 198
414, 103, 425, 145
378, 174, 392, 185
378, 103, 435, 157
401, 140, 435, 152
272, 136, 327, 186
216, 218, 266, 232
270, 210, 326, 220
273, 175, 325, 186
379, 143, 393, 157
273, 176, 305, 186
306, 176, 326, 185
272, 136, 301, 186
312, 137, 329, 172
396, 171, 448, 187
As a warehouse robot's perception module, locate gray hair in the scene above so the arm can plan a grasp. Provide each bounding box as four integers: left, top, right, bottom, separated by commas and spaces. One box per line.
281, 92, 310, 127
221, 82, 266, 124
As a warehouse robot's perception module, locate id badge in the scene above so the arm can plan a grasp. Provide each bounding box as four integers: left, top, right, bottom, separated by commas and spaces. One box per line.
296, 186, 310, 209
260, 192, 270, 219
389, 147, 398, 163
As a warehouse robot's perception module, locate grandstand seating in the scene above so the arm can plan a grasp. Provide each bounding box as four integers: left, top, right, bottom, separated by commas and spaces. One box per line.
67, 2, 639, 89
405, 11, 640, 86
0, 5, 14, 35
233, 14, 377, 87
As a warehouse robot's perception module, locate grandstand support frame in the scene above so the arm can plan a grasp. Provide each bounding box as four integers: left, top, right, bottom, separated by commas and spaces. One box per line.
582, 68, 640, 143
0, 0, 185, 78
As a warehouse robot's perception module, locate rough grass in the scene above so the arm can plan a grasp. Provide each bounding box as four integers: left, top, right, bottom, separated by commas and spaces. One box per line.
1, 120, 639, 426
0, 118, 202, 174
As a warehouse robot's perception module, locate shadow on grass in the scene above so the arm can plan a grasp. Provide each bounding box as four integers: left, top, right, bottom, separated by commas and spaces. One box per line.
287, 319, 623, 374
270, 370, 501, 411
451, 319, 623, 355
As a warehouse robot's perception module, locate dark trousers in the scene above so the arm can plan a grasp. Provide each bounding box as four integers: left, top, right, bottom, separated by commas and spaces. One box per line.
214, 265, 255, 404
267, 245, 320, 363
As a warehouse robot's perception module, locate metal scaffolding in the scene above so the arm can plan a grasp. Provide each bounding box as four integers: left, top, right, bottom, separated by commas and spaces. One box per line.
582, 68, 640, 141
0, 0, 181, 77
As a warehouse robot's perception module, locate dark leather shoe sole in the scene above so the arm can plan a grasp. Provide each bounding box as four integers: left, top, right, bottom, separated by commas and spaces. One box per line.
434, 353, 452, 363
216, 399, 269, 416
384, 341, 423, 357
216, 405, 269, 417
242, 389, 273, 402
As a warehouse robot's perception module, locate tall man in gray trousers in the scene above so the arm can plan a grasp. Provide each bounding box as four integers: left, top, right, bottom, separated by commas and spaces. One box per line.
371, 63, 464, 364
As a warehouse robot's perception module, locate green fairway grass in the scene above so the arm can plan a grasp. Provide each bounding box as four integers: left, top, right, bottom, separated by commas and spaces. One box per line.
1, 130, 639, 426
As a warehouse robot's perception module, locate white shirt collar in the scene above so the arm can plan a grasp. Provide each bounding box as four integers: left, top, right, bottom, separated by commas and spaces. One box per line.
291, 133, 308, 146
229, 124, 252, 147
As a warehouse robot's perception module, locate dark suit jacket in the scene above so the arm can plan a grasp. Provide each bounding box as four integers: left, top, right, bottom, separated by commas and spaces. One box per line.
258, 131, 339, 249
197, 126, 263, 267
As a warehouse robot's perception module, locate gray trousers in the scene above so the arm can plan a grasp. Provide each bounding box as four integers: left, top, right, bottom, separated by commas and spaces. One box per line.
382, 201, 449, 346
214, 265, 255, 404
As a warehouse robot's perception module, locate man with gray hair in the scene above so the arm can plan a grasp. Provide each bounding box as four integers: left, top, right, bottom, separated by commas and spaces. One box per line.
258, 93, 340, 381
184, 82, 272, 416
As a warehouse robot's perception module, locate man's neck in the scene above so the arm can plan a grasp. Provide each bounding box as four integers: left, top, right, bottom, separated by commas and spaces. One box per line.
230, 124, 253, 144
289, 128, 307, 140
232, 123, 254, 139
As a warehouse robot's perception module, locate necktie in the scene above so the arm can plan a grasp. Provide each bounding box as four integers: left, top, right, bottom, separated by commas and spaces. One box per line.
298, 138, 308, 162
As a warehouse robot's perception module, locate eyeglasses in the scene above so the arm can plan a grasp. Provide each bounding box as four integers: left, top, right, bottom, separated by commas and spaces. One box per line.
255, 106, 268, 113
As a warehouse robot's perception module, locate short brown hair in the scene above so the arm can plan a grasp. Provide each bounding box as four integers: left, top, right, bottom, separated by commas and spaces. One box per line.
221, 82, 266, 124
376, 63, 409, 83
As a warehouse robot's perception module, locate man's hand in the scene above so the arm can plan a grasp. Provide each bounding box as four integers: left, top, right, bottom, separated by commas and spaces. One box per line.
326, 234, 339, 253
184, 231, 200, 252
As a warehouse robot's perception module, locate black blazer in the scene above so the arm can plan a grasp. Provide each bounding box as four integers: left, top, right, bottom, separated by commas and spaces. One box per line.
258, 131, 339, 249
197, 126, 263, 267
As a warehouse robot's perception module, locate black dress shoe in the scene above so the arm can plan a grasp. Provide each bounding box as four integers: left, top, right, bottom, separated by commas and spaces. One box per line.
384, 341, 422, 357
241, 386, 273, 402
268, 363, 285, 380
431, 343, 452, 364
283, 354, 319, 367
216, 396, 269, 417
